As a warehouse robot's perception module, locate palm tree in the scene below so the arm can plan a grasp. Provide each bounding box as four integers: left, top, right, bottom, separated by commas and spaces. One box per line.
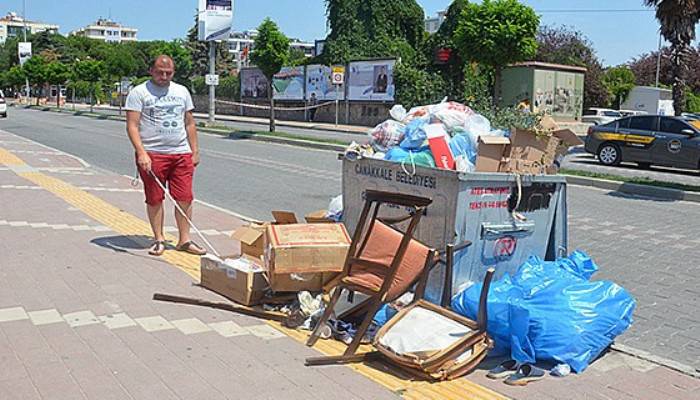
644, 1, 700, 115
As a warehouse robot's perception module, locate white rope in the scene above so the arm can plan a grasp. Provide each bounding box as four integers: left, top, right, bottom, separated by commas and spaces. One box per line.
214, 99, 336, 112
148, 170, 222, 258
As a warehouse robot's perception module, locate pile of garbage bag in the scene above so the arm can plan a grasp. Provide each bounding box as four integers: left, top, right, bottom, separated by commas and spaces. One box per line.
366, 99, 508, 173
451, 251, 636, 373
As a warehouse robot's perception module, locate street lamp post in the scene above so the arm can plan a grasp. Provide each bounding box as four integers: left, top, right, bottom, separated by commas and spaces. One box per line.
655, 31, 662, 87
22, 0, 31, 103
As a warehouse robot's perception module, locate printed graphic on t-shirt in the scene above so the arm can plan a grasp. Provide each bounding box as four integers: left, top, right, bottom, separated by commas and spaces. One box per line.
144, 96, 186, 135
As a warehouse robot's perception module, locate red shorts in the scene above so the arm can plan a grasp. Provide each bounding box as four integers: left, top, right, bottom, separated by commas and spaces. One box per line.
137, 152, 194, 205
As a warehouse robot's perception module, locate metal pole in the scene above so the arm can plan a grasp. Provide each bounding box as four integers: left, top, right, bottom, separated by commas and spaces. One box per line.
208, 42, 216, 125
23, 0, 30, 103
655, 32, 662, 87
335, 85, 339, 126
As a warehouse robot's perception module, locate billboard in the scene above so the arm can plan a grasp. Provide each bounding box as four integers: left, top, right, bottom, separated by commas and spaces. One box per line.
18, 42, 32, 66
240, 68, 269, 99
305, 65, 345, 101
273, 66, 305, 100
347, 59, 396, 102
198, 0, 234, 41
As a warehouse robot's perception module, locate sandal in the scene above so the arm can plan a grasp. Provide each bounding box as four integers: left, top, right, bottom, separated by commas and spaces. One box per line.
149, 241, 166, 256
487, 360, 521, 379
504, 364, 546, 386
176, 241, 207, 256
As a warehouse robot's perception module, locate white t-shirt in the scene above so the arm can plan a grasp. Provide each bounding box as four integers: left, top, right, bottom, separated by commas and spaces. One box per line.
125, 81, 195, 154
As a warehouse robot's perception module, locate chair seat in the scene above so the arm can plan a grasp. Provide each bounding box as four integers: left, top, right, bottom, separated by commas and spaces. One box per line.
343, 221, 431, 301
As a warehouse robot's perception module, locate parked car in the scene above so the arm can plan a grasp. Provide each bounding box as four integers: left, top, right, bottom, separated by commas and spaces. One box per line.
581, 108, 622, 125
584, 115, 700, 170
619, 109, 648, 117
0, 90, 7, 118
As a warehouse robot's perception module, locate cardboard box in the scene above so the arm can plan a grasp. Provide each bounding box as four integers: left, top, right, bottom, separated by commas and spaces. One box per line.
304, 210, 334, 223
200, 255, 269, 306
475, 136, 511, 172
231, 224, 267, 259
268, 272, 338, 293
264, 223, 351, 275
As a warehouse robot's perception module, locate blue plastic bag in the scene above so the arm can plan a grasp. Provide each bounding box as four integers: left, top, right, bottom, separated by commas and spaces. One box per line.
400, 118, 430, 150
451, 251, 636, 373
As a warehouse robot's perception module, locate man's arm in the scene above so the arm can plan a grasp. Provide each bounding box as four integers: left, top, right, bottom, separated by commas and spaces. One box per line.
185, 111, 200, 167
126, 110, 151, 172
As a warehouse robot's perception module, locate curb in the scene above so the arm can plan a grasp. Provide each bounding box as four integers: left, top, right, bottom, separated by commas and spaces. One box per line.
564, 175, 700, 204
611, 343, 700, 378
226, 132, 346, 152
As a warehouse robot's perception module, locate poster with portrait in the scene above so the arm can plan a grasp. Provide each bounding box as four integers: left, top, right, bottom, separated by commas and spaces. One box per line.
198, 0, 234, 41
305, 65, 344, 101
272, 66, 305, 100
240, 68, 269, 99
347, 59, 396, 102
18, 42, 32, 66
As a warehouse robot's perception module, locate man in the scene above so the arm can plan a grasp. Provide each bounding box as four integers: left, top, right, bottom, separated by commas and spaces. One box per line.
375, 66, 388, 94
308, 92, 318, 122
125, 55, 206, 256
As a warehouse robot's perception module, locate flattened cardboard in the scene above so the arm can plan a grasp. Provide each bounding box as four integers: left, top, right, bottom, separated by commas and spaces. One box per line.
265, 223, 351, 274
200, 255, 269, 306
475, 136, 510, 172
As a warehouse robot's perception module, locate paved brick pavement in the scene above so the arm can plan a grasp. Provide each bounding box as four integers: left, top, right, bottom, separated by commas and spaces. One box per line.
1, 128, 699, 399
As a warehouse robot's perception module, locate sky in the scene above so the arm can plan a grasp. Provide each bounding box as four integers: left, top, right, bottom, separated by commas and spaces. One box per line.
3, 0, 699, 66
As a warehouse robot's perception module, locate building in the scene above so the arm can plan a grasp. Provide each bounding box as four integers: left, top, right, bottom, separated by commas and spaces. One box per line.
0, 12, 59, 44
69, 18, 137, 43
228, 30, 314, 70
500, 61, 587, 121
425, 10, 447, 34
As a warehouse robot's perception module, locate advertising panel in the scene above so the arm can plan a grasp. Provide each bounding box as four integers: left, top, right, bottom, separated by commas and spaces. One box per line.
198, 0, 234, 41
273, 66, 305, 100
305, 64, 345, 101
347, 59, 395, 102
240, 68, 269, 99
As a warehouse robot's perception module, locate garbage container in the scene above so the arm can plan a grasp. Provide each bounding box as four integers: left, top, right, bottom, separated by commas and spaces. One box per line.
342, 157, 568, 303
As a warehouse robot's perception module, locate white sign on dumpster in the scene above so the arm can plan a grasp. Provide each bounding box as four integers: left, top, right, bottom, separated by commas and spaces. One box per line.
206, 74, 220, 86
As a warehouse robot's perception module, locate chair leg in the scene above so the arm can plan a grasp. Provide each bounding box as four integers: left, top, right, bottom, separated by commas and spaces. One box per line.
343, 297, 385, 356
306, 286, 343, 347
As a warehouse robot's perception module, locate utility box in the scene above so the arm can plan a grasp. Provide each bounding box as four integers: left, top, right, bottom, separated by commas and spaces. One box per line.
500, 61, 586, 121
342, 157, 568, 303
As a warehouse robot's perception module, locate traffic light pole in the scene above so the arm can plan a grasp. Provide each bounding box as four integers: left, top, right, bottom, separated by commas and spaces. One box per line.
208, 42, 216, 125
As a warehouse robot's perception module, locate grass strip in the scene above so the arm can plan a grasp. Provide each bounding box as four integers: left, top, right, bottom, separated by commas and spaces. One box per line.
561, 168, 700, 193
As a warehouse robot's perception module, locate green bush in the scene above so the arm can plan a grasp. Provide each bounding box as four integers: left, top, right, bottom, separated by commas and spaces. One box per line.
686, 91, 700, 113
394, 62, 447, 108
218, 75, 240, 100
190, 76, 206, 96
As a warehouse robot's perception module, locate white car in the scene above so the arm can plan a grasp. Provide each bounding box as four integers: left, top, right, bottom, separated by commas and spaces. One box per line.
619, 109, 648, 117
581, 108, 622, 125
0, 90, 7, 118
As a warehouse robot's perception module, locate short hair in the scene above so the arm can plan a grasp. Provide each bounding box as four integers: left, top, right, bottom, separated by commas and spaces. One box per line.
151, 55, 175, 69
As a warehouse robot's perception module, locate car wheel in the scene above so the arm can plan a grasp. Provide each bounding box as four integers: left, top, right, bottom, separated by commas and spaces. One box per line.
597, 143, 621, 166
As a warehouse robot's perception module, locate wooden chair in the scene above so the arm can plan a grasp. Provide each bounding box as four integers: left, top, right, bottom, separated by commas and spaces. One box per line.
305, 190, 435, 366
372, 264, 496, 381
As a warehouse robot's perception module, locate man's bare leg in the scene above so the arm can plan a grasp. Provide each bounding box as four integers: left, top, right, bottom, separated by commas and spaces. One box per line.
174, 200, 192, 246
147, 203, 165, 242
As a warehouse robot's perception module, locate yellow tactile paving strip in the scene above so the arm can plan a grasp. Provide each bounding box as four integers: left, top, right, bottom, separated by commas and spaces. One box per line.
0, 146, 508, 400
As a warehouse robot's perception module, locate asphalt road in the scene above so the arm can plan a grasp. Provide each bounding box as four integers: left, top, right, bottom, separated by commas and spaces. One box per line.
2, 107, 700, 370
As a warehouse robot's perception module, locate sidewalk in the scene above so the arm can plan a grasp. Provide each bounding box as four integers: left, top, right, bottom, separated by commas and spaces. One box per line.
1, 129, 699, 399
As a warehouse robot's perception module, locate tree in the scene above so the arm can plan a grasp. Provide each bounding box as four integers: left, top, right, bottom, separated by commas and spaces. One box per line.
23, 56, 48, 105
535, 25, 609, 108
104, 45, 138, 81
602, 66, 636, 109
1, 66, 26, 91
73, 59, 105, 112
454, 0, 540, 104
45, 61, 71, 108
644, 1, 700, 115
185, 19, 236, 78
250, 18, 290, 132
322, 0, 425, 64
628, 46, 700, 93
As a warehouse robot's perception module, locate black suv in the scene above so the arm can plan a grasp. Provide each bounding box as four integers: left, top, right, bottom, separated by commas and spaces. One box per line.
584, 115, 700, 170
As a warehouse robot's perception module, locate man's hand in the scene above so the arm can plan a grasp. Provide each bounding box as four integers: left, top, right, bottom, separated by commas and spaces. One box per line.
137, 151, 152, 172
192, 150, 200, 168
